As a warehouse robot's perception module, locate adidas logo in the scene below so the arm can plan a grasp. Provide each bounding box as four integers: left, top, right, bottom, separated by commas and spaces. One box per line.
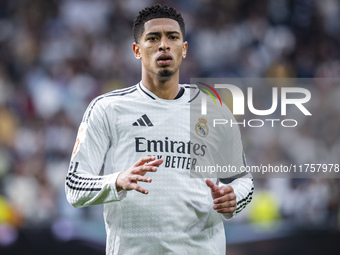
132, 114, 154, 126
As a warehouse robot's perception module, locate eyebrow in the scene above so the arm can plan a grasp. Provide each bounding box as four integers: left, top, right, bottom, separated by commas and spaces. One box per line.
145, 31, 181, 36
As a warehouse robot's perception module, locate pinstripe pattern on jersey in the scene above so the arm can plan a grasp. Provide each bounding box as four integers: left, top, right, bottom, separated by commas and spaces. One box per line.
66, 161, 103, 192
83, 86, 137, 123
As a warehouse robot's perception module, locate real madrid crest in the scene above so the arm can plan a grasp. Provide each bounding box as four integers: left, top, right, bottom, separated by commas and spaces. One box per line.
195, 117, 209, 137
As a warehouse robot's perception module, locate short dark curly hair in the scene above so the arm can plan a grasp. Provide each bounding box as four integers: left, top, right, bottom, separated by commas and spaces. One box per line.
132, 4, 185, 43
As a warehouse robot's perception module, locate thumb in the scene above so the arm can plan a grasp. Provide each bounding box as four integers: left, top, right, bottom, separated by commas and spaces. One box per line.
205, 179, 219, 192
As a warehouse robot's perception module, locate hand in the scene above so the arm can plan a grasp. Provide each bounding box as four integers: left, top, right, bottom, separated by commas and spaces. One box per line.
205, 179, 237, 214
116, 156, 163, 194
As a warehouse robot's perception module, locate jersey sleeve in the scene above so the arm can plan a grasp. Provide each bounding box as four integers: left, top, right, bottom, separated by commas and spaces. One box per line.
219, 175, 254, 220
218, 104, 254, 220
65, 98, 126, 208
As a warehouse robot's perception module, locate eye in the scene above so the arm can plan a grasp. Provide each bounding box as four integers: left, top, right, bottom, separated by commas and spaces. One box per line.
147, 36, 157, 41
169, 35, 179, 40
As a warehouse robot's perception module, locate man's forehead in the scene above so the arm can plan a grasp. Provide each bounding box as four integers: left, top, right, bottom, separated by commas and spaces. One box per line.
143, 18, 181, 34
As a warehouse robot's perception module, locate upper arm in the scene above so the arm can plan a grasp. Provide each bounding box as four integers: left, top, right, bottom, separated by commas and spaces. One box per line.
72, 99, 112, 176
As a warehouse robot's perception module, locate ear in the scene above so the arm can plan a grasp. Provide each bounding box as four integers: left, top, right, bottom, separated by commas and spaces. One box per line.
182, 41, 188, 59
133, 42, 141, 60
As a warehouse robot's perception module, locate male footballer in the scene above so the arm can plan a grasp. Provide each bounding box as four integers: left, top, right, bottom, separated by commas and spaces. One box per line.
66, 4, 253, 255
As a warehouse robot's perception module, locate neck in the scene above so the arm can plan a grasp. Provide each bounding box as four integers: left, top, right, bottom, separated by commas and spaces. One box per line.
141, 70, 180, 100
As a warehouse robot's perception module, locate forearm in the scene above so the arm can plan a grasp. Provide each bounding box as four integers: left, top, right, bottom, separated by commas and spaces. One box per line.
65, 162, 126, 208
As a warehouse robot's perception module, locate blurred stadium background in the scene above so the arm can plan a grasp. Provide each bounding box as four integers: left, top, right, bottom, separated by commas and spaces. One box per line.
0, 0, 339, 254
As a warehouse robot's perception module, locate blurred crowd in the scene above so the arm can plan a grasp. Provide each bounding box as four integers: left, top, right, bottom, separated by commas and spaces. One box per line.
0, 0, 339, 242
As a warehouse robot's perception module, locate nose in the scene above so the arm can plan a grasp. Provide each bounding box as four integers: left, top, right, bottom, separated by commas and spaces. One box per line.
158, 38, 170, 52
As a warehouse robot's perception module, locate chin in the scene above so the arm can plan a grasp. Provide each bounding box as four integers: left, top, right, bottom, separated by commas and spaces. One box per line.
158, 69, 174, 78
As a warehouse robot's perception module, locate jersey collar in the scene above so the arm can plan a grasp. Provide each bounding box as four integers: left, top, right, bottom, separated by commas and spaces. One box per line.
138, 82, 187, 101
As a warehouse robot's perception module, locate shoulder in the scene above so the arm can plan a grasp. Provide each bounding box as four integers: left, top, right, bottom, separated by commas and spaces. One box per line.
82, 85, 139, 123
92, 85, 139, 107
95, 85, 139, 105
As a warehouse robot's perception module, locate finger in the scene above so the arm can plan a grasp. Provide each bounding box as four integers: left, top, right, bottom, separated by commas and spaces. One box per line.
134, 156, 156, 167
221, 185, 234, 194
216, 207, 236, 214
132, 175, 152, 183
213, 200, 237, 210
212, 185, 234, 198
213, 193, 236, 204
144, 158, 164, 167
132, 165, 158, 175
211, 190, 224, 199
205, 179, 219, 192
131, 183, 149, 195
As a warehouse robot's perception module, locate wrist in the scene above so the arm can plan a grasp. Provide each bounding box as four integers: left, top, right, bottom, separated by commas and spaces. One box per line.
116, 172, 123, 192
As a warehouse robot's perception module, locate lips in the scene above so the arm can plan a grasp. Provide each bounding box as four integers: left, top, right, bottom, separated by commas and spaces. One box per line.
157, 54, 173, 65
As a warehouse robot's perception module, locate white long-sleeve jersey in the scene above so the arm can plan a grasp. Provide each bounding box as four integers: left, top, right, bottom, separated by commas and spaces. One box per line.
65, 82, 253, 255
